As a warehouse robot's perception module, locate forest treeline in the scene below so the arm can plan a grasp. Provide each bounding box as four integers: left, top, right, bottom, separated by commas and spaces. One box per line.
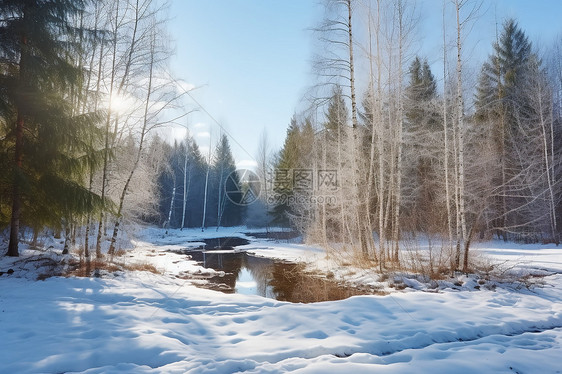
1, 0, 560, 275
156, 133, 244, 230
270, 0, 561, 273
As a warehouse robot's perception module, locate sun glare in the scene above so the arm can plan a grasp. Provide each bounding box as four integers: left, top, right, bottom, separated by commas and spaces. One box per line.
108, 94, 136, 115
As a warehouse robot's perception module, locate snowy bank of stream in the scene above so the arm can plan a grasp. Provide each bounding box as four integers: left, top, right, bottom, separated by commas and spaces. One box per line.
1, 227, 561, 373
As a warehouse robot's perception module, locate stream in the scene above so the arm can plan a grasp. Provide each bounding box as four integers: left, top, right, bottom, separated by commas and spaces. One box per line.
184, 236, 374, 303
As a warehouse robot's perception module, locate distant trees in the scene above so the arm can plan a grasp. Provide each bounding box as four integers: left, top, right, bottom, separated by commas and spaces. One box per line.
156, 133, 244, 229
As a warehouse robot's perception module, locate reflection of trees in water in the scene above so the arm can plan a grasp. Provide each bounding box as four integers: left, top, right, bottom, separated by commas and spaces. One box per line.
191, 251, 366, 302
242, 255, 274, 297
199, 237, 250, 250
244, 231, 300, 241
192, 252, 243, 292
269, 264, 363, 303
267, 263, 300, 301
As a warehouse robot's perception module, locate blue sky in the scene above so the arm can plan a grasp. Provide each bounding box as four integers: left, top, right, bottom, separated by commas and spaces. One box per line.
167, 1, 317, 167
167, 0, 562, 168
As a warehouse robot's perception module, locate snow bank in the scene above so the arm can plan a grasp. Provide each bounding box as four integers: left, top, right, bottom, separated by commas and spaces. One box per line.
1, 228, 561, 372
1, 269, 561, 373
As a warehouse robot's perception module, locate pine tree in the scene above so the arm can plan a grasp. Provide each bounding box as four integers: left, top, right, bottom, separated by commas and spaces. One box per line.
404, 56, 441, 228
405, 57, 438, 130
476, 19, 532, 137
271, 117, 302, 226
213, 134, 241, 227
475, 18, 535, 240
324, 85, 349, 141
0, 0, 102, 256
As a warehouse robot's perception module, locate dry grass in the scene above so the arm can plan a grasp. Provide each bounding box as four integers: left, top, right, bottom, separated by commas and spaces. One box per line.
113, 249, 127, 257
324, 244, 379, 270
125, 262, 159, 273
65, 259, 121, 277
65, 257, 160, 278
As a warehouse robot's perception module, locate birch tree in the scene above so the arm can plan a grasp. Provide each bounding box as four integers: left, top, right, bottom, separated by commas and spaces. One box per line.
107, 15, 185, 254
313, 0, 373, 256
95, 0, 156, 257
256, 130, 273, 232
451, 0, 482, 271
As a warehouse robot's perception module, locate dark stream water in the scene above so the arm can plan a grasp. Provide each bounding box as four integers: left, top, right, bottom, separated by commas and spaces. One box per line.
185, 236, 373, 303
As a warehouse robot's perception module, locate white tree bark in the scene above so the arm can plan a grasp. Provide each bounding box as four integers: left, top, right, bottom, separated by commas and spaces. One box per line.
442, 1, 454, 263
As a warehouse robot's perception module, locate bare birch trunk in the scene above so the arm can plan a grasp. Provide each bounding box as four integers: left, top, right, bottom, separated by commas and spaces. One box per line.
166, 185, 176, 234
442, 3, 454, 264
392, 0, 406, 264
346, 0, 369, 256
455, 0, 468, 272
201, 139, 212, 232
181, 153, 192, 231
181, 148, 189, 230
96, 0, 120, 258
538, 76, 558, 242
81, 2, 103, 260
365, 1, 380, 262
216, 161, 225, 230
107, 30, 156, 255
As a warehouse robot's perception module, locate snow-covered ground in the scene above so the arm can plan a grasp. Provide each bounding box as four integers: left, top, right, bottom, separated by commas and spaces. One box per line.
1, 227, 561, 373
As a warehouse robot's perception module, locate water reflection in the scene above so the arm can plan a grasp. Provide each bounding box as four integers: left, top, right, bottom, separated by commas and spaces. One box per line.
244, 231, 301, 241
190, 237, 250, 250
188, 251, 371, 303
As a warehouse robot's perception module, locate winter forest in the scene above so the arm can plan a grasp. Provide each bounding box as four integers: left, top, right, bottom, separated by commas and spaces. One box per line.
0, 0, 561, 272
0, 0, 245, 259
2, 1, 562, 372
274, 0, 562, 275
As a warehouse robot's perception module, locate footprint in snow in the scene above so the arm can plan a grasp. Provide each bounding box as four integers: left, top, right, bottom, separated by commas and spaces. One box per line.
304, 330, 329, 339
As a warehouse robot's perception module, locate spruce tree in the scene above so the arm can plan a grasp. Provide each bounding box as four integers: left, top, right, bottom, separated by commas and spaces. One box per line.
271, 117, 302, 226
213, 134, 241, 227
404, 56, 440, 223
185, 139, 207, 228
476, 18, 532, 135
0, 0, 102, 256
474, 19, 534, 240
405, 56, 438, 130
324, 85, 349, 140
